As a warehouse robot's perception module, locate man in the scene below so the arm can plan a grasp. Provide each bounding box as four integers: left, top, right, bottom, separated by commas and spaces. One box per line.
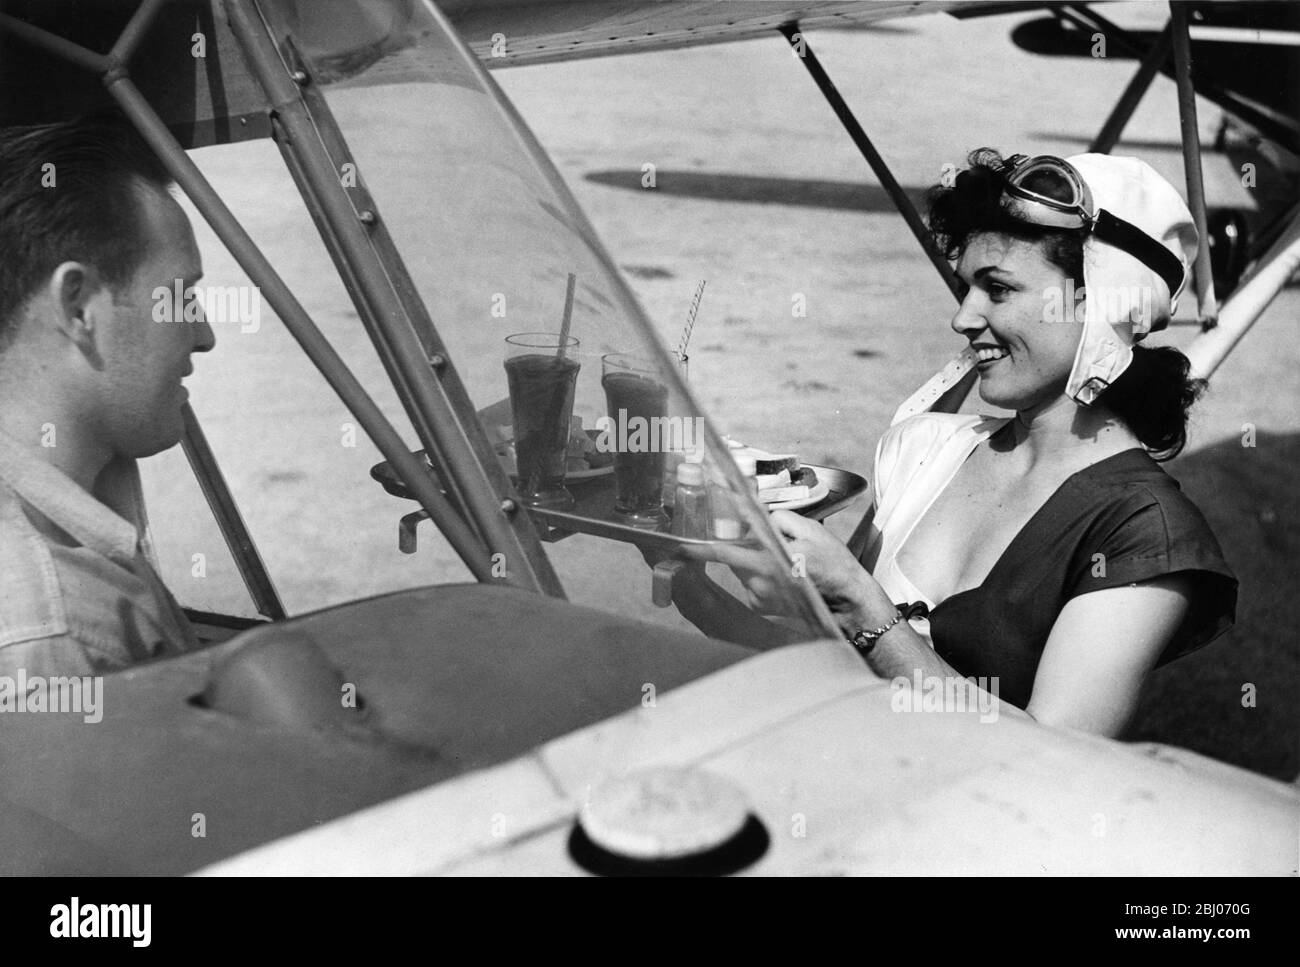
0, 117, 216, 676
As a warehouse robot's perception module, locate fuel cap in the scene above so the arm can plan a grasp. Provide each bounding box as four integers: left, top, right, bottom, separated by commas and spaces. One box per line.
571, 767, 768, 875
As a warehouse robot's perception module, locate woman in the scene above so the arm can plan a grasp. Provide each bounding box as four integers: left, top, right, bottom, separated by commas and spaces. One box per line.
684, 150, 1237, 738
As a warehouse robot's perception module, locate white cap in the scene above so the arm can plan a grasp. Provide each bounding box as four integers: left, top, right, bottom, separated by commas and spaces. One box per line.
1064, 154, 1197, 405
677, 462, 704, 486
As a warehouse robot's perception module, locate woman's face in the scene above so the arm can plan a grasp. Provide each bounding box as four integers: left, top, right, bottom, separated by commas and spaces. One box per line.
951, 232, 1083, 412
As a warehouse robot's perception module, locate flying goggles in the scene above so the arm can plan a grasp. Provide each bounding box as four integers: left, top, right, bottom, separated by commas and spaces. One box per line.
999, 154, 1187, 304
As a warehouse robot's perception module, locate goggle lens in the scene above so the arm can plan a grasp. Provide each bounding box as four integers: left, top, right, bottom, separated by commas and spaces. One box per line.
1018, 167, 1079, 207
1002, 155, 1093, 224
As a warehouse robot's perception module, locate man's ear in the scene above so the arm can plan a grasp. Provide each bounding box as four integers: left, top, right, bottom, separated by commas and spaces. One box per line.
48, 261, 110, 368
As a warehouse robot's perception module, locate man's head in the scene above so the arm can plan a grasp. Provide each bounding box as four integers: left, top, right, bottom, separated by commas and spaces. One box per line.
0, 116, 215, 459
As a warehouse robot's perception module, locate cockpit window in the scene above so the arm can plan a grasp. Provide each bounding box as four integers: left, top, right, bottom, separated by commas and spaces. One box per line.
243, 0, 839, 643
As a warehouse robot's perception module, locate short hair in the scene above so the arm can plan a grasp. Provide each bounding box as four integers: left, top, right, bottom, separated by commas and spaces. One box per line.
0, 115, 174, 347
927, 147, 1085, 289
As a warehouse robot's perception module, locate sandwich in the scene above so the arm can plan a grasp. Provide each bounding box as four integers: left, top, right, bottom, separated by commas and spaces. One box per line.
727, 441, 818, 503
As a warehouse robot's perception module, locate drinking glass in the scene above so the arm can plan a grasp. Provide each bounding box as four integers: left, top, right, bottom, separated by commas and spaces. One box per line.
504, 332, 581, 510
600, 352, 670, 528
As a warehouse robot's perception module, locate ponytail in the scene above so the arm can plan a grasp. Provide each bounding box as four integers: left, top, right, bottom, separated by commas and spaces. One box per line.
1103, 345, 1206, 461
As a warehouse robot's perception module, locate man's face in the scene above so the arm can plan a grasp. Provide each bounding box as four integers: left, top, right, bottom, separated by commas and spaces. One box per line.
95, 183, 215, 459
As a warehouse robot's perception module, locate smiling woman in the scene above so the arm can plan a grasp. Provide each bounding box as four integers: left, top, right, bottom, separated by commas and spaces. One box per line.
675, 148, 1239, 738
825, 149, 1238, 735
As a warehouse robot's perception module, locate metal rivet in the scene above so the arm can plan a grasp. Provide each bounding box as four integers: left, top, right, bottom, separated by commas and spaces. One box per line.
358, 209, 376, 224
501, 499, 517, 514
427, 353, 446, 369
290, 69, 309, 85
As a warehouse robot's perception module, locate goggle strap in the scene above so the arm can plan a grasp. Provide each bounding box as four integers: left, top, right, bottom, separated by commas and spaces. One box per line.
1091, 209, 1186, 301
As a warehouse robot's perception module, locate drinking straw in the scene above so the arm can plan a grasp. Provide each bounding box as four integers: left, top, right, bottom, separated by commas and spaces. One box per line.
676, 279, 707, 363
557, 272, 576, 360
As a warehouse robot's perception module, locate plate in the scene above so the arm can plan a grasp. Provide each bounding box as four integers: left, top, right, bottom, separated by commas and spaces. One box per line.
763, 473, 830, 512
558, 462, 614, 482
494, 438, 614, 483
497, 455, 614, 482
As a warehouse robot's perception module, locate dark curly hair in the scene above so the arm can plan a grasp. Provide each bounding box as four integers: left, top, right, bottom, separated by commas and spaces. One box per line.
926, 147, 1205, 461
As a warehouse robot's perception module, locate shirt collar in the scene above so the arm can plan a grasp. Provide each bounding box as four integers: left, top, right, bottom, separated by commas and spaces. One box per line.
0, 426, 144, 565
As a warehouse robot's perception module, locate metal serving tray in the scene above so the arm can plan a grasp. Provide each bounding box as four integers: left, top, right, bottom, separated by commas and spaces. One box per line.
371, 454, 868, 552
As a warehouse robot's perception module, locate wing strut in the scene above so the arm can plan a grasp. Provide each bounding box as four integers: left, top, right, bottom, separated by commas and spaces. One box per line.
1089, 21, 1174, 154
1170, 2, 1219, 329
777, 22, 975, 415
181, 404, 287, 621
1059, 5, 1299, 155
778, 22, 962, 303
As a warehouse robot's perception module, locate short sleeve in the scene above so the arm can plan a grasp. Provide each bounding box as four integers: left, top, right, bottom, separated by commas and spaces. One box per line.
1067, 486, 1237, 663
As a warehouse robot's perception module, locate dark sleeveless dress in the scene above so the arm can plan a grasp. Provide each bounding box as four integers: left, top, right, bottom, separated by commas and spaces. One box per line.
862, 441, 1237, 710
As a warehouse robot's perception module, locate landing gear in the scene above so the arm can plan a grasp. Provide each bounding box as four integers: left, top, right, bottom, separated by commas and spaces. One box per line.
1206, 209, 1252, 299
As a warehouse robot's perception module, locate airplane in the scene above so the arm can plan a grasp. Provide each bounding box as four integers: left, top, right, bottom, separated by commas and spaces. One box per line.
0, 0, 1296, 876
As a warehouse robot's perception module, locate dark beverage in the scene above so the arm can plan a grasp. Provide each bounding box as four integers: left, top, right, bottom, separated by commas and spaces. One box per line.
601, 369, 669, 526
505, 352, 581, 510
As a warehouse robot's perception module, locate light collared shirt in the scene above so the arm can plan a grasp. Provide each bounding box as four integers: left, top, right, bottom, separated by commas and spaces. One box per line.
0, 427, 200, 676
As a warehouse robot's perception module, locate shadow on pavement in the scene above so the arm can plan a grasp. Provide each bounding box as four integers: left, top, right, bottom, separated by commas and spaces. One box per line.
1127, 431, 1299, 782
584, 169, 928, 213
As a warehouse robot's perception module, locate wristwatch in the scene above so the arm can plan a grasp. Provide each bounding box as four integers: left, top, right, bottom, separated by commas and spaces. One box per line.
847, 609, 904, 655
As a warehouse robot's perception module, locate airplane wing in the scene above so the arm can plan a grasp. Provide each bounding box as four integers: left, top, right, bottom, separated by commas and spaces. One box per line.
442, 0, 1020, 68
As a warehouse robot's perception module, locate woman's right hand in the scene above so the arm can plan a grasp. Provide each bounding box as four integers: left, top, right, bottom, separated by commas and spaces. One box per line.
766, 511, 886, 619
638, 540, 807, 648
679, 512, 888, 628
674, 538, 787, 613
